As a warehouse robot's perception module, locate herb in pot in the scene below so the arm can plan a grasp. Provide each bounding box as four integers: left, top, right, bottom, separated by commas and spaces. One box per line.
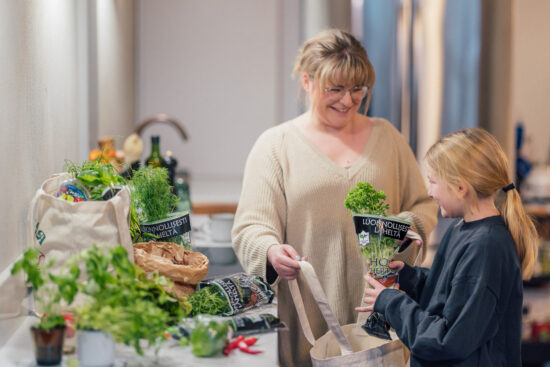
344, 182, 405, 263
131, 166, 178, 223
71, 244, 192, 355
130, 166, 190, 245
11, 248, 79, 330
345, 182, 411, 340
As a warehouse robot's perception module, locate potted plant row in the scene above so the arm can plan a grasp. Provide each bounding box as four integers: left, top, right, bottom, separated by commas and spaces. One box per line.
12, 244, 191, 366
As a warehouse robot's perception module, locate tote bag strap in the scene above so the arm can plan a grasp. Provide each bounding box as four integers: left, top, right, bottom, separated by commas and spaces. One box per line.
289, 261, 354, 355
109, 187, 133, 261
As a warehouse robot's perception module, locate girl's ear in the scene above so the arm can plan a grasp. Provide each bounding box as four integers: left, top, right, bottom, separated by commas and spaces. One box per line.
456, 179, 469, 199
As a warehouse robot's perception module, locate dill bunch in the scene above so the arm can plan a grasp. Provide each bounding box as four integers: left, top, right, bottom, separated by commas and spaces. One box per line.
130, 166, 178, 222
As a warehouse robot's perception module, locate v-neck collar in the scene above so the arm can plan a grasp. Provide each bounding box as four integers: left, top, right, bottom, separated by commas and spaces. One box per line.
288, 117, 382, 180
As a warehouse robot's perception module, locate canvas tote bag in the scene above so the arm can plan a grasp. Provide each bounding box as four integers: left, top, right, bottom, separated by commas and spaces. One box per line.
289, 261, 407, 367
27, 173, 133, 265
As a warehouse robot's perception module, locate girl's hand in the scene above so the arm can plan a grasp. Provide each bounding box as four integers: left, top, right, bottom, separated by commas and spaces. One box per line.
388, 260, 405, 272
355, 273, 400, 313
267, 244, 302, 280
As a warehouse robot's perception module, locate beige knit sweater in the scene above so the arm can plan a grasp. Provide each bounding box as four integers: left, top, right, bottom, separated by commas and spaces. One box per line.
232, 116, 438, 366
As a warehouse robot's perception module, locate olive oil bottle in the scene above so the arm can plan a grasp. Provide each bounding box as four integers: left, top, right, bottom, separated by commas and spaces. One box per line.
146, 136, 163, 168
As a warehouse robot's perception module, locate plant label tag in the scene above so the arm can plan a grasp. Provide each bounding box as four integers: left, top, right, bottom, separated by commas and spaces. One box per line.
359, 231, 370, 246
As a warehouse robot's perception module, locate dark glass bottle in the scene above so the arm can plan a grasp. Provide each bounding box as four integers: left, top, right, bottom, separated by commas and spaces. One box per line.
163, 150, 178, 191
146, 136, 163, 168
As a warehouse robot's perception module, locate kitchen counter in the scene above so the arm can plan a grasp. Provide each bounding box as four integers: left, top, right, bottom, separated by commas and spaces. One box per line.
0, 303, 279, 367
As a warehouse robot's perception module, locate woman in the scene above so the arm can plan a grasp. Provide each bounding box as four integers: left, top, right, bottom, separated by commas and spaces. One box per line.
232, 29, 438, 366
359, 128, 538, 366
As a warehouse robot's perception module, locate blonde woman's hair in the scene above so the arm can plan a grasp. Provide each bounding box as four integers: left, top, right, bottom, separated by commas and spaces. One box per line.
292, 29, 375, 113
424, 128, 539, 279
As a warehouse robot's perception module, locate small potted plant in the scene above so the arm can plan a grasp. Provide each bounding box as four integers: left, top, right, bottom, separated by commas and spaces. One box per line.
11, 248, 79, 366
71, 244, 191, 365
130, 166, 192, 249
345, 182, 411, 340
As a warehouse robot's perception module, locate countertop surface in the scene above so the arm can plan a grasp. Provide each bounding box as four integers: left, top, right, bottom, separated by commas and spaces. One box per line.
0, 302, 279, 367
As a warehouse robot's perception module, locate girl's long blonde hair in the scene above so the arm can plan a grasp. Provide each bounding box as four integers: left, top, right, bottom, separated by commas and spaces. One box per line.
425, 128, 539, 279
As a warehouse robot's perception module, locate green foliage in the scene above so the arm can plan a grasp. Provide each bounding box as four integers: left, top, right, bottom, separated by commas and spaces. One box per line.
189, 317, 229, 357
345, 182, 401, 267
65, 159, 126, 201
70, 245, 191, 355
11, 248, 79, 330
188, 286, 231, 317
12, 244, 192, 355
345, 182, 389, 215
130, 166, 178, 223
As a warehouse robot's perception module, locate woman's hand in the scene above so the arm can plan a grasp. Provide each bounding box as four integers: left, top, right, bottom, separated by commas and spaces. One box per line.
267, 244, 302, 280
355, 261, 403, 313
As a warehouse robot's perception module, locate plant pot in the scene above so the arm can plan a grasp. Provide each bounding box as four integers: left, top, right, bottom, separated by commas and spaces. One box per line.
77, 330, 115, 367
31, 325, 66, 366
140, 211, 192, 249
352, 214, 410, 286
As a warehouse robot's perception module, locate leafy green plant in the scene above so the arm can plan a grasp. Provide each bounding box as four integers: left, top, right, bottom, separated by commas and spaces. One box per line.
13, 244, 192, 355
344, 182, 401, 263
69, 244, 192, 355
188, 286, 231, 317
189, 316, 229, 357
131, 166, 178, 223
344, 182, 389, 216
65, 159, 126, 201
11, 248, 79, 330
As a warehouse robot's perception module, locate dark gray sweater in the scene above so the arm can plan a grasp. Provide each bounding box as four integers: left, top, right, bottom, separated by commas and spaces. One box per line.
375, 216, 522, 366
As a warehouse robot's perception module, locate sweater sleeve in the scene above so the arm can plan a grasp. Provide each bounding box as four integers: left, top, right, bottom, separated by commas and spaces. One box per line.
231, 129, 286, 285
375, 244, 500, 362
396, 264, 430, 302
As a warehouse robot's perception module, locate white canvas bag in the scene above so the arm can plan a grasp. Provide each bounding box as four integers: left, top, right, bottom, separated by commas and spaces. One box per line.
289, 261, 407, 367
27, 173, 133, 265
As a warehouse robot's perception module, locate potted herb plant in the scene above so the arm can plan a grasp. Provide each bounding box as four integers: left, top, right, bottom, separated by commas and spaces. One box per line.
71, 244, 191, 365
131, 166, 192, 249
11, 248, 79, 366
345, 182, 411, 339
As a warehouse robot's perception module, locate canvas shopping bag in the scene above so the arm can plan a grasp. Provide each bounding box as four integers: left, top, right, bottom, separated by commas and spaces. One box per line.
289, 261, 407, 367
27, 173, 133, 266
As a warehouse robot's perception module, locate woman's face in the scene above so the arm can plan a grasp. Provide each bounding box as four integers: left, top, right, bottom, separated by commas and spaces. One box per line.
305, 75, 366, 129
426, 171, 464, 218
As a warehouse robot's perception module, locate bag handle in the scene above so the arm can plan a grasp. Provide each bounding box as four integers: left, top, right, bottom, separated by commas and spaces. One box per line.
109, 187, 133, 261
289, 261, 354, 356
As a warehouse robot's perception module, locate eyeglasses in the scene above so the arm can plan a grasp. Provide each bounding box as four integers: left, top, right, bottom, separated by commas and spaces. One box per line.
323, 86, 368, 103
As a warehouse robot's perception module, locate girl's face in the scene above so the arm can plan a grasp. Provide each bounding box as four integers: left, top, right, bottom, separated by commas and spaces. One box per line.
426, 171, 465, 218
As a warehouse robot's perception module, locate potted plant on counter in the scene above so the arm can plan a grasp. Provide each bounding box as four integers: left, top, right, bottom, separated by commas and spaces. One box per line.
72, 244, 191, 366
11, 248, 79, 366
130, 166, 192, 249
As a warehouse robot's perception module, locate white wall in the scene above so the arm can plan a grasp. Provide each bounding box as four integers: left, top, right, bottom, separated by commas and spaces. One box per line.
0, 0, 135, 339
510, 0, 550, 166
136, 0, 301, 202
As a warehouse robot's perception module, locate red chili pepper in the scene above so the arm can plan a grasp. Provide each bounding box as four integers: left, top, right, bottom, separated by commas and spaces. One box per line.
243, 336, 257, 346
223, 335, 245, 356
237, 341, 263, 354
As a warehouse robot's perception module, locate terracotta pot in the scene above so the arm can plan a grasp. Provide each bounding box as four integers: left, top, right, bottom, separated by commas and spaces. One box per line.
31, 325, 66, 366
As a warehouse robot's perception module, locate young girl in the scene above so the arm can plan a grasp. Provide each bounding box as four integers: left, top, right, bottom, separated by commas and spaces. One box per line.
357, 128, 538, 366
